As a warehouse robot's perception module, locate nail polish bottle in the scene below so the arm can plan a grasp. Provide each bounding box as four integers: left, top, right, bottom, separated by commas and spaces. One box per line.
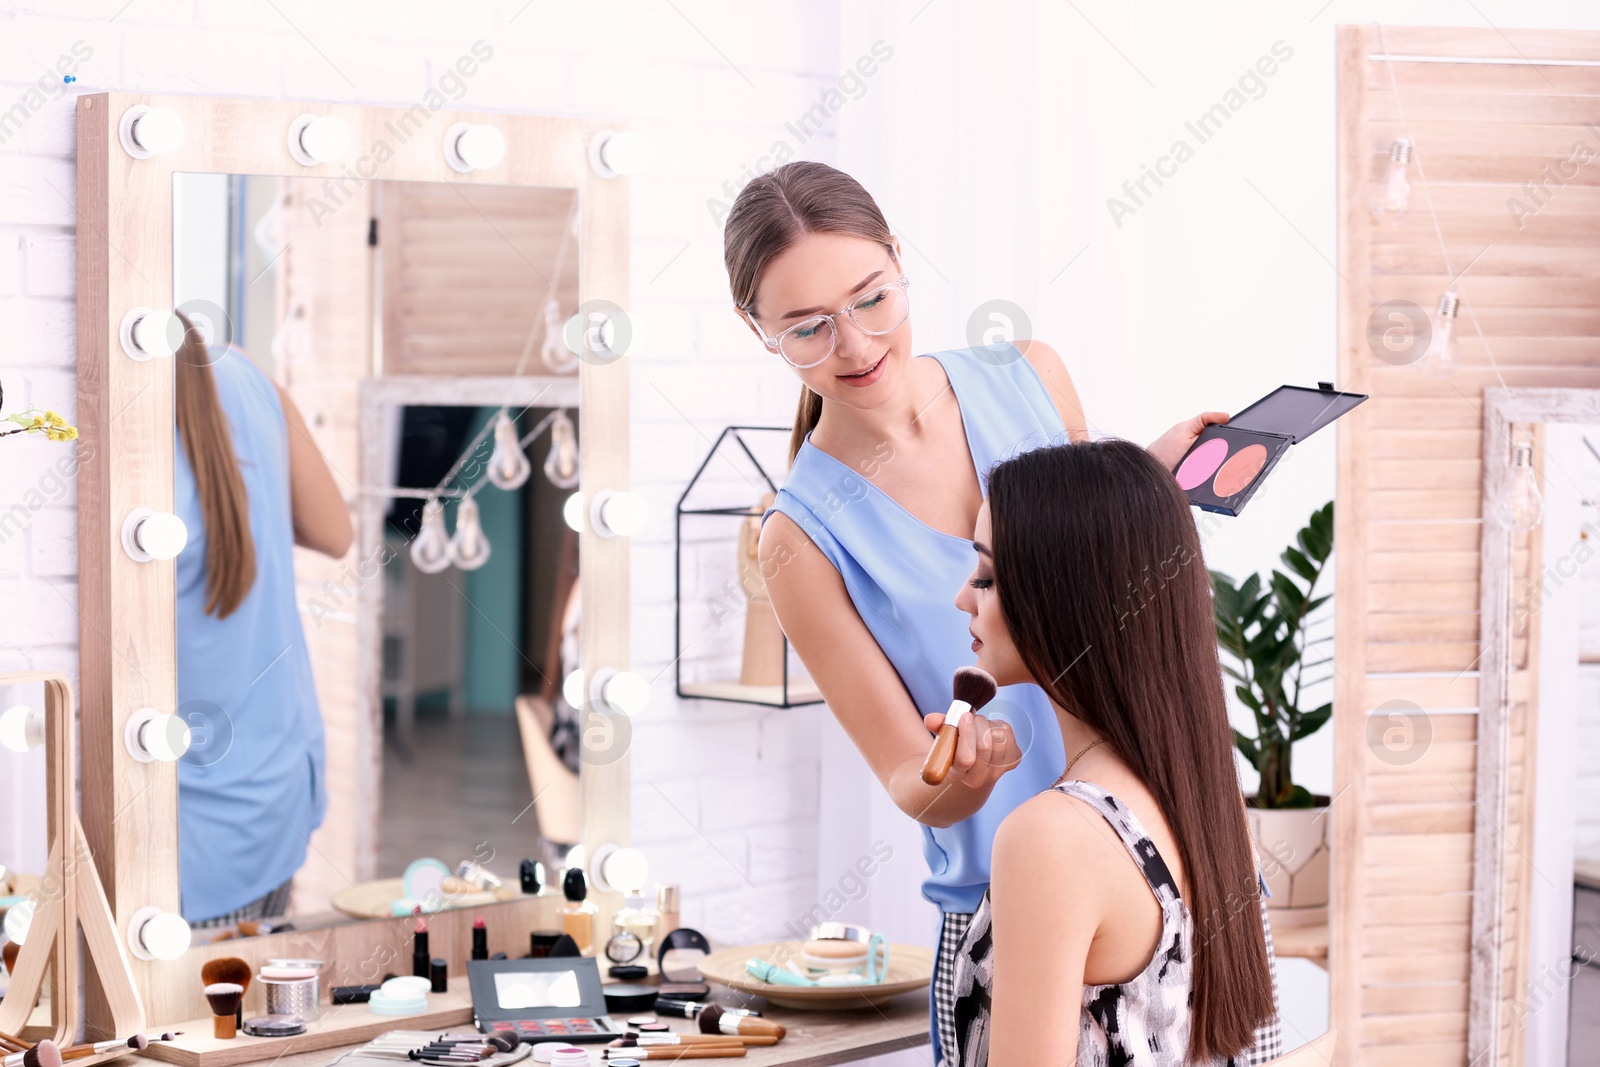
560, 867, 597, 955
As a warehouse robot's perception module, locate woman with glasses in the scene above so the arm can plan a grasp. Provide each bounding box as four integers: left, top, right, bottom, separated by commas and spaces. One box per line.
723, 161, 1278, 1065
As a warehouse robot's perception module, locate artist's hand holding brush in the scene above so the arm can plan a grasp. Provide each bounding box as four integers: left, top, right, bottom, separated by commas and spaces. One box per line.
919, 666, 1022, 790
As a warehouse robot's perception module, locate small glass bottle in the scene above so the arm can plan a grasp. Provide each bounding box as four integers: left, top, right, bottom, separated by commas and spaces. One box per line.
613, 894, 658, 959
656, 883, 681, 939
561, 867, 597, 954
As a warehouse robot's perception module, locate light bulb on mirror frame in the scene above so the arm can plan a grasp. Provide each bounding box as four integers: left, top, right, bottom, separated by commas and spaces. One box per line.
1416, 291, 1459, 379
486, 411, 533, 491
0, 705, 45, 753
411, 499, 453, 574
1500, 441, 1545, 532
562, 669, 586, 710
4, 898, 34, 945
544, 409, 580, 490
1371, 138, 1412, 227
449, 494, 492, 571
562, 492, 586, 533
126, 906, 192, 961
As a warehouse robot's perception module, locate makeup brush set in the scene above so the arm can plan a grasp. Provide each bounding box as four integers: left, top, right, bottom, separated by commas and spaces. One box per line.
0, 1028, 183, 1067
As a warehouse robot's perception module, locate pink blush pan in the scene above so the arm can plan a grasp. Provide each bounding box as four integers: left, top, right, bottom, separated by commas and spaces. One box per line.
1175, 437, 1229, 490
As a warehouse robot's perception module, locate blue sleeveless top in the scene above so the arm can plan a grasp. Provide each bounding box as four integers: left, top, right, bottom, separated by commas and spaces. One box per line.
766, 344, 1068, 913
174, 345, 327, 923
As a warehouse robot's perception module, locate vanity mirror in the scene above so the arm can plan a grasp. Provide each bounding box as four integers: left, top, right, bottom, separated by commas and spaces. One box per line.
76, 93, 634, 1032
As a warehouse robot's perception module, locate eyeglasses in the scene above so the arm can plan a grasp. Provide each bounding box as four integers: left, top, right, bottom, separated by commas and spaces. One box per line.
746, 276, 911, 369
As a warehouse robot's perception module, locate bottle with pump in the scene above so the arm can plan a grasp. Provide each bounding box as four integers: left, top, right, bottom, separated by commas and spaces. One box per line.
561, 867, 597, 954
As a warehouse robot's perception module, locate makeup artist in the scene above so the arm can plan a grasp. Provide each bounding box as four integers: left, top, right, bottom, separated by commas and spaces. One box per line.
724, 161, 1231, 1065
172, 312, 353, 926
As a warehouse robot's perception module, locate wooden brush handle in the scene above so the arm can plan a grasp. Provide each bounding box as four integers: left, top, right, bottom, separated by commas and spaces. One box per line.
920, 723, 960, 785
646, 1050, 747, 1060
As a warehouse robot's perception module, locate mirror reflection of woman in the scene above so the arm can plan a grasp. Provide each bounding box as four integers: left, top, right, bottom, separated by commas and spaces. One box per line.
723, 162, 1277, 1063
172, 312, 352, 927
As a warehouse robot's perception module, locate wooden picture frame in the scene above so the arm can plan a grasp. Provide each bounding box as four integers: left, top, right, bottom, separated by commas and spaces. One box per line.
1469, 388, 1600, 1066
75, 92, 631, 1034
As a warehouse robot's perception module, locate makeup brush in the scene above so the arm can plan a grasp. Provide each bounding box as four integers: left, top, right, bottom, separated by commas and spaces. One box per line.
604, 1050, 745, 1061
0, 1031, 30, 1054
200, 957, 252, 1034
204, 982, 245, 1040
61, 1036, 149, 1061
696, 1006, 785, 1041
622, 1035, 774, 1048
2, 1041, 60, 1067
920, 666, 999, 786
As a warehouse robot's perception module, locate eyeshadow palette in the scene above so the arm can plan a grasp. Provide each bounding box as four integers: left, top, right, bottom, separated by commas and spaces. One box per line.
467, 957, 622, 1044
1174, 382, 1367, 516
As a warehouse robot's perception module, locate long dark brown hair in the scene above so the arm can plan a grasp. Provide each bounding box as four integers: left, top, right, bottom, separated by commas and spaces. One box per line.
986, 439, 1274, 1063
722, 161, 896, 462
175, 312, 257, 619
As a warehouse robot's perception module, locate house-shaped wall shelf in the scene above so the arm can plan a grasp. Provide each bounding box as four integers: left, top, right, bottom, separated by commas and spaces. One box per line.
674, 426, 822, 708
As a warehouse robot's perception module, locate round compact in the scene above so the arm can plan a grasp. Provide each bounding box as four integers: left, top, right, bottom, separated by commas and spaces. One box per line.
605, 930, 643, 964
381, 975, 433, 996
602, 983, 659, 1014
242, 1014, 306, 1037
530, 1043, 580, 1064
367, 986, 428, 1016
637, 1022, 669, 1033
626, 1014, 657, 1026
608, 964, 648, 981
802, 937, 870, 975
608, 1061, 640, 1067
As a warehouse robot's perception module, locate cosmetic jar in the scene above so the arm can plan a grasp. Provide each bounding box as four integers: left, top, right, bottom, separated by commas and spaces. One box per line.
259, 964, 321, 1021
602, 983, 658, 1014
548, 1050, 589, 1067
800, 937, 870, 975
530, 1044, 580, 1064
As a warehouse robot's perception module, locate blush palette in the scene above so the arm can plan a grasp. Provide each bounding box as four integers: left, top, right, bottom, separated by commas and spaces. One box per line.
1175, 382, 1367, 516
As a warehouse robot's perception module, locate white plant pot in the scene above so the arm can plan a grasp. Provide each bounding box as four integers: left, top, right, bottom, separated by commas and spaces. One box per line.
1247, 797, 1331, 929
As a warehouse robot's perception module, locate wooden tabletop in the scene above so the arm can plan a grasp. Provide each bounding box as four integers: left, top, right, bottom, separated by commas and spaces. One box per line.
148, 995, 930, 1067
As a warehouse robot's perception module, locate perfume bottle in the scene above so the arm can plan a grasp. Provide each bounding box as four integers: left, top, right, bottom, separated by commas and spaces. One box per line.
561, 867, 597, 954
613, 894, 658, 959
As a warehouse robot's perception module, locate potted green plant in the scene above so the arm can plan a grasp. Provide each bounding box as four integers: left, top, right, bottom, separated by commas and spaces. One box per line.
1210, 500, 1333, 927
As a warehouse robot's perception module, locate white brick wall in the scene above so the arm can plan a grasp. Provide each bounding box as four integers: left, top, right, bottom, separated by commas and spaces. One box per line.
0, 0, 848, 946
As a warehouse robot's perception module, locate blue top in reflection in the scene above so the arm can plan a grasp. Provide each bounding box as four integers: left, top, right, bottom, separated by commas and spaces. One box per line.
174, 344, 326, 924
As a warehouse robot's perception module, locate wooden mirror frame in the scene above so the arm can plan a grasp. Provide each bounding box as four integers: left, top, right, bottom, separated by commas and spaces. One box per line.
74, 92, 631, 1026
1468, 387, 1600, 1065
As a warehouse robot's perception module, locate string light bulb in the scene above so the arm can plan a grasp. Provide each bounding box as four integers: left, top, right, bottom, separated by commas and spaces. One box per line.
1417, 292, 1459, 379
1500, 442, 1545, 531
540, 296, 578, 374
544, 410, 580, 489
486, 411, 533, 491
1372, 139, 1412, 227
449, 495, 492, 571
411, 499, 453, 574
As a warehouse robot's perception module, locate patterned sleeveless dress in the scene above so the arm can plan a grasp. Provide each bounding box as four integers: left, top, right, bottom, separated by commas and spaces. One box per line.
950, 780, 1284, 1067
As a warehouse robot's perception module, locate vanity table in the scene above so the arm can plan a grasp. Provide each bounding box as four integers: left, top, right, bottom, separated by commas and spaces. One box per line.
152, 999, 930, 1067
